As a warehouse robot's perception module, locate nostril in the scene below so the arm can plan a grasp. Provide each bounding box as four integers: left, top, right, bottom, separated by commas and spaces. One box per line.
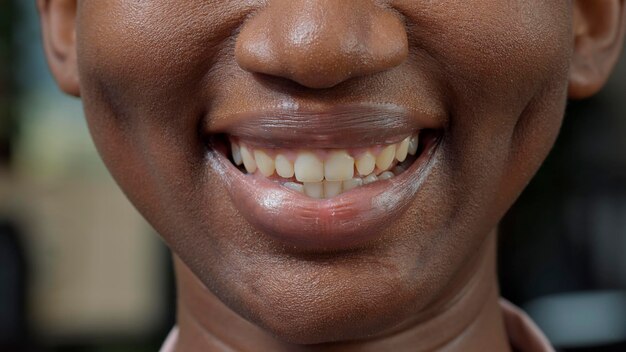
234, 1, 409, 89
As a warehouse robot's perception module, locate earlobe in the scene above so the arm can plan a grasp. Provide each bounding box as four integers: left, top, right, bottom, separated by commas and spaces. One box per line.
569, 0, 626, 99
37, 0, 80, 97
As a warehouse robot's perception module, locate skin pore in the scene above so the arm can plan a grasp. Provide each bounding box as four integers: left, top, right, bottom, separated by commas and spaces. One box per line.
38, 1, 625, 351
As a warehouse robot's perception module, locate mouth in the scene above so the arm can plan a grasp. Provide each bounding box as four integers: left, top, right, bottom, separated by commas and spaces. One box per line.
204, 103, 443, 251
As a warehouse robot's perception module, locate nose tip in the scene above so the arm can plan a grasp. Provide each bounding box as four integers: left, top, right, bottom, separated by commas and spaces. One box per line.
235, 1, 409, 89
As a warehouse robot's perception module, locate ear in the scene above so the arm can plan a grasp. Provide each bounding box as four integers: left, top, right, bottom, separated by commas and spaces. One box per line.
37, 0, 80, 97
569, 0, 626, 99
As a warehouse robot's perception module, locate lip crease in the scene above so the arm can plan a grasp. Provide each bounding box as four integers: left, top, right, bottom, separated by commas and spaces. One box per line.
203, 104, 443, 251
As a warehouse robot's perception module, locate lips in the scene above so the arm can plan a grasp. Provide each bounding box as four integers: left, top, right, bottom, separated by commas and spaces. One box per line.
204, 104, 443, 251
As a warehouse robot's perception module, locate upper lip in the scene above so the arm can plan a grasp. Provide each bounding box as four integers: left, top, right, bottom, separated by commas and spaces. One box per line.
203, 102, 445, 148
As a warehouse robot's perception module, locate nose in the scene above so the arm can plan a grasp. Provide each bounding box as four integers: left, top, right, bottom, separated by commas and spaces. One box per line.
235, 0, 409, 89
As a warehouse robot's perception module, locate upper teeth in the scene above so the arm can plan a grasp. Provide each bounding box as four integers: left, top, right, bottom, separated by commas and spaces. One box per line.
295, 152, 325, 182
230, 134, 419, 198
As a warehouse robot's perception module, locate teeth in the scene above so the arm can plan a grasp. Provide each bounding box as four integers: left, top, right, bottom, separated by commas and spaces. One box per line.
395, 137, 409, 162
240, 145, 257, 173
284, 182, 304, 193
324, 181, 342, 198
325, 150, 354, 181
303, 182, 324, 199
408, 135, 419, 155
379, 171, 394, 180
275, 154, 294, 178
356, 151, 376, 176
295, 152, 324, 182
254, 150, 275, 177
376, 145, 396, 171
230, 132, 422, 198
231, 142, 243, 166
363, 174, 378, 185
342, 178, 363, 191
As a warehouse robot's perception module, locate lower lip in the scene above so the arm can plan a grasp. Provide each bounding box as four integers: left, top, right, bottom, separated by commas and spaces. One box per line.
206, 137, 440, 251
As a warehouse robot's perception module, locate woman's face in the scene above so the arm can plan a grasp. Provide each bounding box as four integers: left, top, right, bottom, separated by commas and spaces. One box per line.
65, 0, 573, 343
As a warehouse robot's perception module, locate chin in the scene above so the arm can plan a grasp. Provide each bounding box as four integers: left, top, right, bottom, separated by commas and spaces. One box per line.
225, 273, 422, 345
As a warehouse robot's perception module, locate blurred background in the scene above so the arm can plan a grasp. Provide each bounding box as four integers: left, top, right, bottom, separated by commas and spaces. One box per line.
0, 2, 625, 352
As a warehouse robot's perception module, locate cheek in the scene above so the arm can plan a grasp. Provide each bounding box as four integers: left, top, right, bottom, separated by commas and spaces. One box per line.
379, 1, 574, 267
74, 1, 235, 231
403, 0, 572, 206
396, 0, 572, 117
400, 1, 572, 83
75, 1, 250, 118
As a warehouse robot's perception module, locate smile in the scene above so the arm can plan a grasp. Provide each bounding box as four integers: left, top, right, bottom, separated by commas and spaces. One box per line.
229, 133, 420, 198
205, 103, 444, 250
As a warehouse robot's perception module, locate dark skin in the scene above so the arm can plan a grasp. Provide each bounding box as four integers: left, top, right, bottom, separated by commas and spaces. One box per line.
38, 1, 625, 351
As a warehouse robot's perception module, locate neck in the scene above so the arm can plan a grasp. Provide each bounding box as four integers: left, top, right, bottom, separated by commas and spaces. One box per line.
173, 231, 510, 352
